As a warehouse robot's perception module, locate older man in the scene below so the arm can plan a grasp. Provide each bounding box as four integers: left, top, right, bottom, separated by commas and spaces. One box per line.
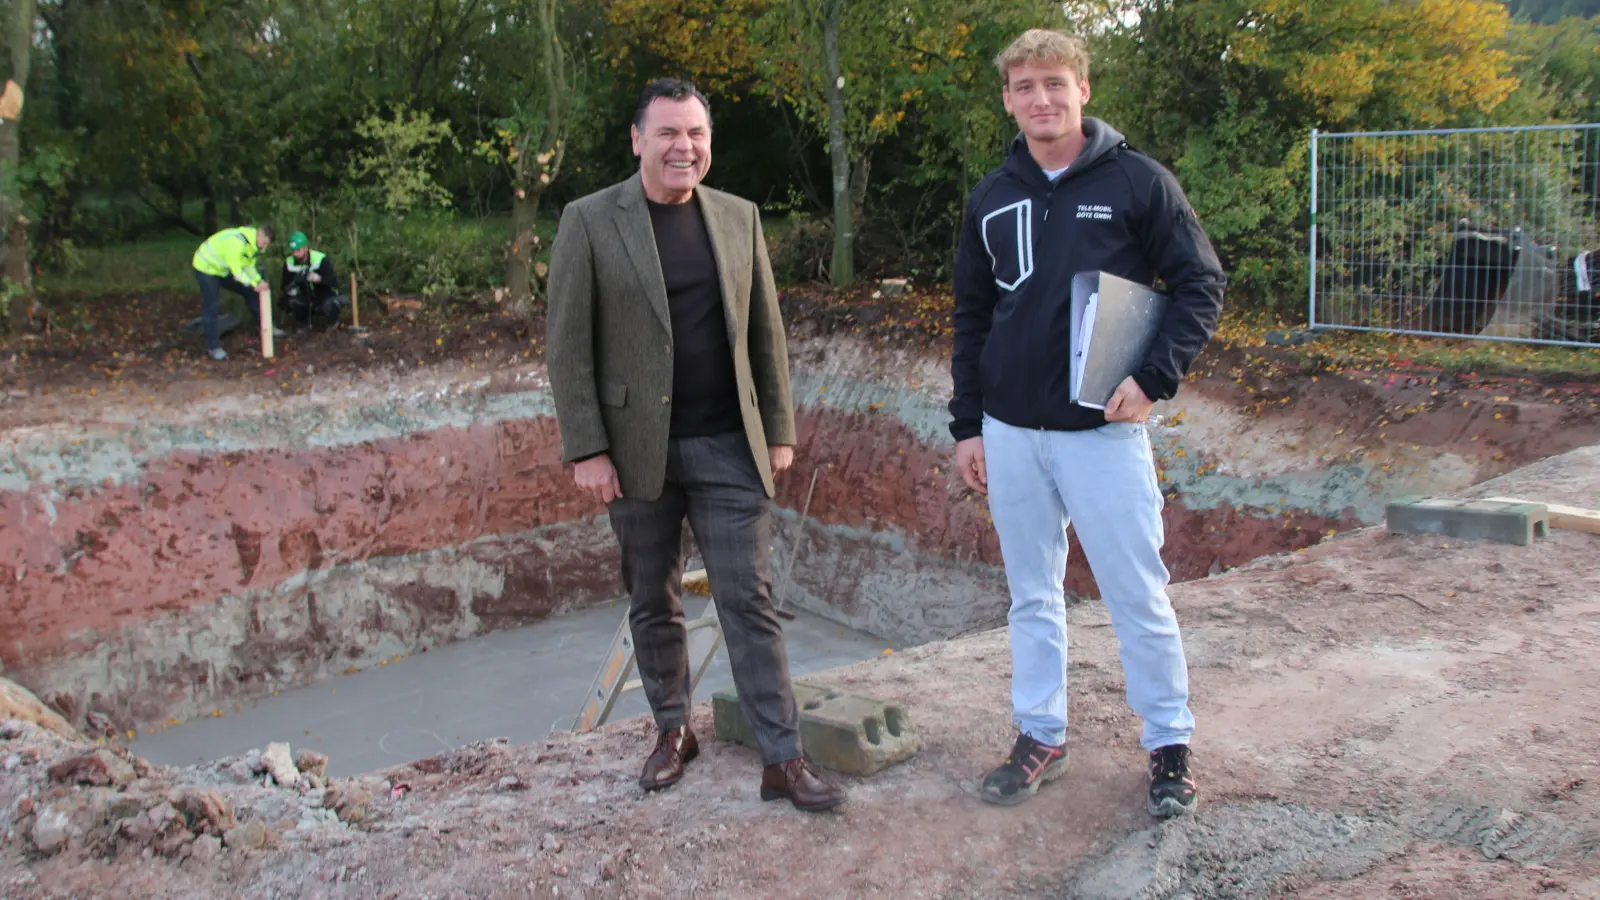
545, 78, 845, 812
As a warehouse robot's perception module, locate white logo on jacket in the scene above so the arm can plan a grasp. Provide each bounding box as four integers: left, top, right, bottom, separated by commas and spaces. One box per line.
1076, 204, 1113, 220
980, 199, 1034, 291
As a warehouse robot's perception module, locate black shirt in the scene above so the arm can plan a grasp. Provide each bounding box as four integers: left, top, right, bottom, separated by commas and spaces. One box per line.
648, 198, 744, 438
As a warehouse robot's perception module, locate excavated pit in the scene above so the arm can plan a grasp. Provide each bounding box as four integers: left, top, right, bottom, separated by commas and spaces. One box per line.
5, 330, 1599, 764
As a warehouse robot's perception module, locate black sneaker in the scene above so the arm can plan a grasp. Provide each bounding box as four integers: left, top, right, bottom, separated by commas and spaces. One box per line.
979, 733, 1068, 806
1148, 744, 1197, 817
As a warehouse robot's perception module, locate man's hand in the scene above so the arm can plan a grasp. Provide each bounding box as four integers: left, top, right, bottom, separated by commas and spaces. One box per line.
955, 436, 987, 493
574, 454, 623, 504
1104, 376, 1155, 423
309, 272, 322, 284
769, 444, 794, 477
254, 281, 270, 295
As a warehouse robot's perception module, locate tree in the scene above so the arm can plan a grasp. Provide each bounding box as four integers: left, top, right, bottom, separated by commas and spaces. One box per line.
1084, 0, 1523, 310
1503, 0, 1600, 23
1, 0, 37, 332
475, 0, 578, 314
602, 0, 769, 94
754, 0, 964, 285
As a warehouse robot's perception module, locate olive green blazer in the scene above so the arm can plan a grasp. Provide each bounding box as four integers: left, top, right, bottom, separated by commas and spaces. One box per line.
544, 173, 796, 500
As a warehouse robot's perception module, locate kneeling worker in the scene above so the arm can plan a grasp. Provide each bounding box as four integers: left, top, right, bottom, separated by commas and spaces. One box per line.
281, 231, 345, 328
192, 223, 281, 360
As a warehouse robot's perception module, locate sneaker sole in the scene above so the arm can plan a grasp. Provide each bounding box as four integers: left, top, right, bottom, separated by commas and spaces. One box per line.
1147, 794, 1198, 818
979, 756, 1069, 807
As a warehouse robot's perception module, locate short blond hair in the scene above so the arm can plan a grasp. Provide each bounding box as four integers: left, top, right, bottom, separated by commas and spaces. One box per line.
994, 29, 1090, 84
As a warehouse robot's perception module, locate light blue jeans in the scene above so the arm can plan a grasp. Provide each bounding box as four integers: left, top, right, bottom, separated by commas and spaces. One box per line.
982, 413, 1195, 751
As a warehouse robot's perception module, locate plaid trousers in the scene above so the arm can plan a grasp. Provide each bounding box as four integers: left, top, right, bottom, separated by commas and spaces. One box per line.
605, 431, 802, 764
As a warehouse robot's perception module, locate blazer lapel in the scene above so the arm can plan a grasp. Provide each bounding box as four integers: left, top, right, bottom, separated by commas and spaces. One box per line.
613, 174, 673, 335
696, 189, 741, 348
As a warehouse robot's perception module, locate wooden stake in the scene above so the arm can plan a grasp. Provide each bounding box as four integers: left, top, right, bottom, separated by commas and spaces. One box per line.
350, 273, 360, 329
259, 290, 274, 359
1485, 496, 1600, 535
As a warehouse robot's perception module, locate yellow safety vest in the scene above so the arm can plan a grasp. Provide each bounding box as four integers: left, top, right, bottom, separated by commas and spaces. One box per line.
192, 227, 263, 287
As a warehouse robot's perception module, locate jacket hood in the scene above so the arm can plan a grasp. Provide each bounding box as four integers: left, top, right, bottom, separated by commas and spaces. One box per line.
1004, 117, 1126, 187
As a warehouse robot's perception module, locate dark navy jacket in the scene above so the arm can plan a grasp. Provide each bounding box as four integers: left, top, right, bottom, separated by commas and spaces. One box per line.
948, 119, 1226, 441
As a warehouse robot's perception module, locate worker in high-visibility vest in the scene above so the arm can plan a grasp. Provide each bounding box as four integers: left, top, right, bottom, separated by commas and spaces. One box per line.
191, 224, 281, 360
280, 231, 345, 328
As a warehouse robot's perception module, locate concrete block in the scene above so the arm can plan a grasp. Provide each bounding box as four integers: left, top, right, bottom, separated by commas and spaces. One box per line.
1385, 496, 1549, 546
712, 681, 918, 776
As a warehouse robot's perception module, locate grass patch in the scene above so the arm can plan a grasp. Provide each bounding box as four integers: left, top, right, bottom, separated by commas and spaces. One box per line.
44, 233, 201, 297
38, 213, 559, 300
1215, 308, 1600, 378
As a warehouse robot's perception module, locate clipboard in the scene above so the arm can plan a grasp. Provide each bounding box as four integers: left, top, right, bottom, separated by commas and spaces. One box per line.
1069, 271, 1169, 409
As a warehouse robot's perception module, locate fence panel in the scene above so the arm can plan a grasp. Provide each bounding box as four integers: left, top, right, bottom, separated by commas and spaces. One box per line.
1310, 124, 1600, 346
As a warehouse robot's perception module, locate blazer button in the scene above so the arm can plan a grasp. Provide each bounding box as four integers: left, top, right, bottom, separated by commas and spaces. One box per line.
661, 395, 671, 405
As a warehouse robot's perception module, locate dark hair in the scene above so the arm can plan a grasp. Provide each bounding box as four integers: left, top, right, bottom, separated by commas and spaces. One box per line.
633, 78, 712, 131
255, 223, 276, 240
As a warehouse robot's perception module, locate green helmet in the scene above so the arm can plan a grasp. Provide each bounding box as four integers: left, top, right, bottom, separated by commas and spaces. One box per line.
287, 231, 308, 252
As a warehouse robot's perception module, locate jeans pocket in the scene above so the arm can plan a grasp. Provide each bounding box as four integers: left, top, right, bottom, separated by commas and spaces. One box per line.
1097, 421, 1146, 439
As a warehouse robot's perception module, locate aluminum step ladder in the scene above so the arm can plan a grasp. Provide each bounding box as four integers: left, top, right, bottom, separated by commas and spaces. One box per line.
571, 568, 723, 733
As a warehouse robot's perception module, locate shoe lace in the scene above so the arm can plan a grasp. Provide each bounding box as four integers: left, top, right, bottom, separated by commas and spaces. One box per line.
1151, 744, 1190, 780
1006, 734, 1039, 768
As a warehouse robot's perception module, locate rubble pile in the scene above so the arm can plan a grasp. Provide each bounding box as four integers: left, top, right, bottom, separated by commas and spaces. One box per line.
0, 717, 381, 871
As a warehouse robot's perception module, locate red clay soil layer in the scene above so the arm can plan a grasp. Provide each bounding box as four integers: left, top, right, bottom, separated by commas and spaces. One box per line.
4, 359, 1573, 697
1, 419, 588, 663
9, 310, 1600, 731
781, 402, 1358, 606
2, 391, 1347, 736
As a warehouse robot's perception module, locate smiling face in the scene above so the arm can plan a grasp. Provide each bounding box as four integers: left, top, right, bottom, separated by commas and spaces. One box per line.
631, 96, 712, 205
1002, 60, 1090, 147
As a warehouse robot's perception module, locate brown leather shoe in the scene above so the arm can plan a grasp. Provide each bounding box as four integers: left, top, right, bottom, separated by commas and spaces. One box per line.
760, 758, 846, 812
639, 726, 698, 791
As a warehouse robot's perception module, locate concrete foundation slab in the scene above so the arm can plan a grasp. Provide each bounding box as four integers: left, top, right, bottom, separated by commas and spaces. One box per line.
712, 680, 919, 776
130, 600, 887, 778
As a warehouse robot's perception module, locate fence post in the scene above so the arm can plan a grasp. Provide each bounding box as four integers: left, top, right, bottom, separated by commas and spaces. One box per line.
1308, 127, 1319, 331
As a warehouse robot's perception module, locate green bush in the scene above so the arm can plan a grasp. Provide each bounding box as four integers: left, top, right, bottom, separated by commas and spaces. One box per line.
314, 214, 506, 298
764, 213, 833, 286
1171, 104, 1311, 317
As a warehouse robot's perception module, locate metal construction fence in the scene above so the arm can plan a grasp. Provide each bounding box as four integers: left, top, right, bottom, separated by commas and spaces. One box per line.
1310, 124, 1600, 346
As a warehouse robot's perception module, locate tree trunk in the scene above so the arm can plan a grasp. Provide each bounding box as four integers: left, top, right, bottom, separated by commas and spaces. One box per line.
1, 0, 36, 333
506, 0, 567, 318
822, 0, 853, 286
506, 159, 539, 310
203, 190, 218, 236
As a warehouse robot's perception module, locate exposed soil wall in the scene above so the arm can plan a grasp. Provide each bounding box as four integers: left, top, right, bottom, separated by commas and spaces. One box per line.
5, 331, 1595, 734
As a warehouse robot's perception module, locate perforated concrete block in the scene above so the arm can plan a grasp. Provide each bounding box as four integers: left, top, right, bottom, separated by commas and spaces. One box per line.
712, 681, 919, 776
1385, 496, 1550, 546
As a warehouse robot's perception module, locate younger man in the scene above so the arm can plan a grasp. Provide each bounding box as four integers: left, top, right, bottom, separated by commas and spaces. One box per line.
948, 29, 1226, 817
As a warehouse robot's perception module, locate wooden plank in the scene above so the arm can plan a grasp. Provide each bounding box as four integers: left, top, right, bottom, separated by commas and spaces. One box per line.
258, 291, 275, 359
1484, 496, 1600, 535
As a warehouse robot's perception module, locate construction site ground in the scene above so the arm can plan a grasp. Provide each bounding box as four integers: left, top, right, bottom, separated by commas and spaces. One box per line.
4, 442, 1599, 898
8, 283, 1600, 897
